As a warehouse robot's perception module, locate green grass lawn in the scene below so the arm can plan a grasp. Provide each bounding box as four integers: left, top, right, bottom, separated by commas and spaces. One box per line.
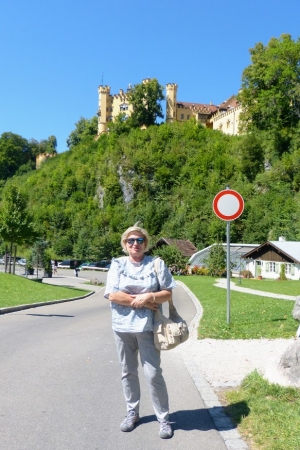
224, 371, 300, 450
175, 275, 297, 339
0, 272, 89, 308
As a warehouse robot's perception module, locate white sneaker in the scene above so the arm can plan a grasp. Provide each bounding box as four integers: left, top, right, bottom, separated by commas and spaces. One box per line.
120, 411, 139, 432
159, 421, 173, 439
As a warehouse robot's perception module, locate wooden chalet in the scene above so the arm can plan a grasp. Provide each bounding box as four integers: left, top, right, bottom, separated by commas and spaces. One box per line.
243, 239, 300, 279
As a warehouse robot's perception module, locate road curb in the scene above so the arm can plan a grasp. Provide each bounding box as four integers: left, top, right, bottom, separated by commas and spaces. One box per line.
176, 281, 249, 450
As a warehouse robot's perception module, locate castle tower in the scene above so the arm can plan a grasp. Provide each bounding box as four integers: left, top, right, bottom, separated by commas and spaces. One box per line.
166, 83, 178, 123
97, 85, 111, 134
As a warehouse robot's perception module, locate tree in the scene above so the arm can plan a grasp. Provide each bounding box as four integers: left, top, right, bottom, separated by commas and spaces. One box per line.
238, 34, 300, 134
0, 132, 34, 180
206, 243, 226, 277
127, 78, 165, 127
0, 185, 38, 273
152, 245, 188, 271
235, 134, 264, 182
66, 116, 98, 149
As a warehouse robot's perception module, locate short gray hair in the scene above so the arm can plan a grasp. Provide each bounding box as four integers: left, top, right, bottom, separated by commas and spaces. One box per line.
121, 222, 150, 253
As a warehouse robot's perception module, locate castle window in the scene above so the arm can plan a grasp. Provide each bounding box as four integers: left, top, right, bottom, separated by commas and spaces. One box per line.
226, 120, 230, 128
180, 114, 184, 120
187, 115, 190, 120
120, 104, 129, 111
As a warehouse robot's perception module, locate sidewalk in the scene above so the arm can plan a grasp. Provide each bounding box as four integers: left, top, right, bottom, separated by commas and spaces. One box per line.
214, 278, 296, 301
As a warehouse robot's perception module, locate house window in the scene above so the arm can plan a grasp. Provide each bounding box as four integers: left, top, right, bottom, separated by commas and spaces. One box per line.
180, 114, 184, 120
269, 262, 276, 272
285, 263, 295, 275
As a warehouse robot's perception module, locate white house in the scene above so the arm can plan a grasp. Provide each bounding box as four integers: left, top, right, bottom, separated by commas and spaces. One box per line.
242, 238, 300, 280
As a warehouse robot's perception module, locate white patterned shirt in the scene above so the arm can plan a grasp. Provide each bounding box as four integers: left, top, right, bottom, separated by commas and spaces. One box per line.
104, 255, 176, 332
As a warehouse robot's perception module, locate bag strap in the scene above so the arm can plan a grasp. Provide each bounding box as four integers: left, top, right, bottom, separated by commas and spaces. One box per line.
153, 257, 173, 306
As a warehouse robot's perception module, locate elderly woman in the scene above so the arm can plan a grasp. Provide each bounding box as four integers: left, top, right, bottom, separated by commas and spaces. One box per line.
104, 223, 176, 439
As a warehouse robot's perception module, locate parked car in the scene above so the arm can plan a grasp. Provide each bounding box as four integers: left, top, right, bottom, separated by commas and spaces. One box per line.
58, 260, 71, 268
83, 260, 111, 270
78, 262, 91, 270
58, 259, 83, 269
17, 258, 27, 266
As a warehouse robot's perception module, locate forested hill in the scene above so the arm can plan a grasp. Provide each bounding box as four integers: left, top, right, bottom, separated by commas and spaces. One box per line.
2, 116, 300, 261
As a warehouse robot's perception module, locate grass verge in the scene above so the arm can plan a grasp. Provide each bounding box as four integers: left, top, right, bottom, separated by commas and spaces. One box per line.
0, 272, 89, 308
224, 371, 300, 450
175, 275, 297, 339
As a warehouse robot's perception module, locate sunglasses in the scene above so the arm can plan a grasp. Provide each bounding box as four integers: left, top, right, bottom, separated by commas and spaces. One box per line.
126, 238, 145, 245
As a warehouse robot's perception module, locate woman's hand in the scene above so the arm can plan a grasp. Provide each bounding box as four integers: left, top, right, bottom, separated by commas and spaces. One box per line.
144, 302, 158, 311
131, 293, 154, 309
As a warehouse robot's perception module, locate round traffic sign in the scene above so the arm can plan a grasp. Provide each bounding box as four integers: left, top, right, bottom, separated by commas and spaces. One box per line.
213, 189, 244, 221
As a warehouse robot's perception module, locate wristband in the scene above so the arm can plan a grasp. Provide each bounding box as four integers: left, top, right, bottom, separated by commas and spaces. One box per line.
151, 292, 156, 303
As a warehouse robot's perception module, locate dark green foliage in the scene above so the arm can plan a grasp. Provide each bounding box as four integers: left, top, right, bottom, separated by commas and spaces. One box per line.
0, 133, 34, 180
151, 245, 188, 270
2, 109, 300, 262
238, 34, 300, 159
0, 184, 37, 246
239, 34, 300, 132
127, 78, 165, 127
206, 243, 227, 276
0, 133, 57, 181
0, 184, 38, 272
66, 116, 98, 149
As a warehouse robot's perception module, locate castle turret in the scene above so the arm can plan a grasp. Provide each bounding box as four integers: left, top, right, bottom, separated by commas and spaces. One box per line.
166, 83, 178, 123
97, 85, 111, 134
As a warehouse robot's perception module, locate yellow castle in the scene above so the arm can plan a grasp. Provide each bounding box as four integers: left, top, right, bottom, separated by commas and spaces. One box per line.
97, 78, 242, 136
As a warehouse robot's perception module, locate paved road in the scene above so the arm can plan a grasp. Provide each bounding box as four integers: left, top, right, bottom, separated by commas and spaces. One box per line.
0, 270, 243, 450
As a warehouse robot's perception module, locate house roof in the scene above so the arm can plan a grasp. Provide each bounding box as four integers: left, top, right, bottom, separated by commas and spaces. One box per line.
243, 241, 300, 264
176, 95, 239, 116
177, 101, 219, 114
219, 95, 240, 109
189, 243, 259, 265
152, 238, 197, 257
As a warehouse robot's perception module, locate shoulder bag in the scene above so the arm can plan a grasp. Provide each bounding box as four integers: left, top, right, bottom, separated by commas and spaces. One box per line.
153, 258, 189, 350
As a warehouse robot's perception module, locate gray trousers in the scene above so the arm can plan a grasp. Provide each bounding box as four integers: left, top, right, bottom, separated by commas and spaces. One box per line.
114, 331, 169, 422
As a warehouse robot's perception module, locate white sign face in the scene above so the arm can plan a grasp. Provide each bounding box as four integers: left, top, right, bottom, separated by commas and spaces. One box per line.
213, 189, 244, 221
218, 193, 240, 216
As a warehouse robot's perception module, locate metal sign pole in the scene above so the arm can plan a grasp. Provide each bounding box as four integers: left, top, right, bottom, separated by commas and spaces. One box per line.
227, 221, 231, 324
212, 188, 244, 325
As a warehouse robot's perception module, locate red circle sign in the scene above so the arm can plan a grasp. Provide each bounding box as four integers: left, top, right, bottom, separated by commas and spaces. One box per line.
213, 189, 244, 221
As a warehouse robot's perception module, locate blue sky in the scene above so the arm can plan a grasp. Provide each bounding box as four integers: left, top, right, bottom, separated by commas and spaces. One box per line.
1, 0, 299, 153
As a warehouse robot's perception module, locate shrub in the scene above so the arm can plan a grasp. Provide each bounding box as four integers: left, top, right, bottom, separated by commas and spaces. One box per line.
191, 265, 210, 276
240, 270, 253, 278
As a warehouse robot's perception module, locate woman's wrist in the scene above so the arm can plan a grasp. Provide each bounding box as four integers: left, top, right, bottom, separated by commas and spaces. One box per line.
151, 292, 156, 303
